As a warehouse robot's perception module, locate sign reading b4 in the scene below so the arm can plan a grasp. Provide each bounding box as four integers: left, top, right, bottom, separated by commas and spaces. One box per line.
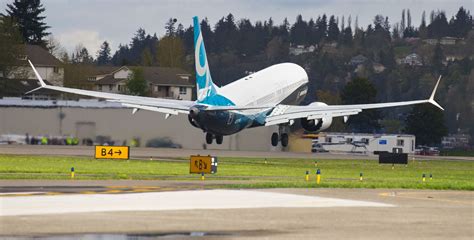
95, 146, 130, 159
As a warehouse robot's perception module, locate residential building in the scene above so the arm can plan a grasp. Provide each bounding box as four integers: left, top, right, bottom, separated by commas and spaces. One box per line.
398, 53, 423, 66
372, 63, 386, 73
349, 54, 368, 66
0, 45, 64, 99
5, 45, 64, 86
289, 45, 316, 56
88, 66, 194, 100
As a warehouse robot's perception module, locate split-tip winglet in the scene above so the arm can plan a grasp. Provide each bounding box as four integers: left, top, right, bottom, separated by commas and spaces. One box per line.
27, 59, 46, 87
428, 75, 444, 111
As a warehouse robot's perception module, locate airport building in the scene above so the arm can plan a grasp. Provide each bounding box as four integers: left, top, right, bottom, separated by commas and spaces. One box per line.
313, 132, 416, 154
0, 99, 278, 151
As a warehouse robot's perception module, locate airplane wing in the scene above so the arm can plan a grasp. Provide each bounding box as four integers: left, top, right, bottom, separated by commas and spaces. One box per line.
26, 60, 194, 115
264, 76, 444, 126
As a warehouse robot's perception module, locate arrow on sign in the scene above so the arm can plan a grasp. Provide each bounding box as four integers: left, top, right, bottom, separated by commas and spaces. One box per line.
115, 150, 122, 155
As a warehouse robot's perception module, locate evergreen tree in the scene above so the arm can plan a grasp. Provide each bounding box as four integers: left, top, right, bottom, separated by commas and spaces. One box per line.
327, 15, 340, 41
432, 43, 444, 71
341, 78, 382, 132
96, 41, 111, 65
0, 15, 23, 77
165, 18, 177, 36
126, 67, 148, 96
290, 15, 308, 45
404, 104, 447, 145
6, 0, 49, 46
141, 47, 153, 66
450, 7, 472, 38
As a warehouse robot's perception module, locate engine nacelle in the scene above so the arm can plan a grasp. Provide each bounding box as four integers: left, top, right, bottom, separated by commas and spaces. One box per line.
300, 102, 333, 132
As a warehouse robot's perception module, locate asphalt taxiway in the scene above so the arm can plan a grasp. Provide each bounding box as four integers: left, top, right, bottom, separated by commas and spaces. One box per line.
1, 144, 473, 161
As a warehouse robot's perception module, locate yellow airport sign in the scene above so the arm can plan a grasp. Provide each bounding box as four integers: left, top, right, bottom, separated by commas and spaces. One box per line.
95, 146, 130, 159
190, 155, 217, 174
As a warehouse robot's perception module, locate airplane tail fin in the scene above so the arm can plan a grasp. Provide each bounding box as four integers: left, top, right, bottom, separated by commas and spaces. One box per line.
193, 16, 234, 106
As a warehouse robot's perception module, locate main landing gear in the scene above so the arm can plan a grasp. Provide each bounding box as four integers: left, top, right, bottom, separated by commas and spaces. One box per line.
271, 125, 289, 147
205, 133, 223, 145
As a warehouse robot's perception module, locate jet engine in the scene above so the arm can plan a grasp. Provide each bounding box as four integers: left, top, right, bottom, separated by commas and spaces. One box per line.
300, 102, 333, 132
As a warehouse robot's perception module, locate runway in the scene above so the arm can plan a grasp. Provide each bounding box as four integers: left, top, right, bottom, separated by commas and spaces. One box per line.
0, 180, 473, 239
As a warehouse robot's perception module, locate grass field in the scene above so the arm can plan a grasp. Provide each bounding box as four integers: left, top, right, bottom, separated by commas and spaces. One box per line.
0, 155, 472, 190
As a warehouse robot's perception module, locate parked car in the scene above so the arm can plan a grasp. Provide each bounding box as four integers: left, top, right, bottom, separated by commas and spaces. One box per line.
312, 143, 329, 153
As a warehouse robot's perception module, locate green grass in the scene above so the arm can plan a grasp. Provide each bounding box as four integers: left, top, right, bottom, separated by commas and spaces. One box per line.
0, 155, 472, 190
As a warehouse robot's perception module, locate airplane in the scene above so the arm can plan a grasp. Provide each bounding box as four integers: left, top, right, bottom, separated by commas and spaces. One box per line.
26, 16, 444, 147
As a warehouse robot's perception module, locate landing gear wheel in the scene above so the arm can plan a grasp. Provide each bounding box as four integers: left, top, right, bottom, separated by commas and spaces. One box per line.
216, 135, 223, 145
206, 133, 213, 144
271, 133, 279, 147
281, 133, 289, 147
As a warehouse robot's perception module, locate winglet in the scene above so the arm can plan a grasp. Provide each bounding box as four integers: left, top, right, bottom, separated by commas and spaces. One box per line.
428, 75, 444, 111
27, 59, 46, 87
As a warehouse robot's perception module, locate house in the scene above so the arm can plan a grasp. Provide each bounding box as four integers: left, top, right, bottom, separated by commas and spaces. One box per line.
398, 53, 423, 66
88, 66, 194, 100
0, 45, 64, 99
372, 63, 386, 73
289, 45, 316, 56
423, 39, 438, 45
4, 45, 64, 86
440, 37, 458, 45
445, 55, 464, 62
349, 54, 368, 66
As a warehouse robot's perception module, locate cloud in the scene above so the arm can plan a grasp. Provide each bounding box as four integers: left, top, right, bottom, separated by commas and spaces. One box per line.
56, 30, 107, 58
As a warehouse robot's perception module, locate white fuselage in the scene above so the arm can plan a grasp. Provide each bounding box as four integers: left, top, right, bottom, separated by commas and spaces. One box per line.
217, 63, 309, 106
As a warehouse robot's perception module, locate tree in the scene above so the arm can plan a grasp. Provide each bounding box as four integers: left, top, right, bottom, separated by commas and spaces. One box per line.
72, 44, 93, 64
126, 67, 148, 96
45, 35, 66, 59
341, 78, 382, 132
404, 104, 447, 145
450, 7, 472, 38
432, 43, 444, 71
96, 41, 111, 65
156, 36, 185, 68
6, 0, 49, 46
0, 15, 23, 77
141, 47, 153, 66
327, 15, 340, 41
165, 18, 177, 36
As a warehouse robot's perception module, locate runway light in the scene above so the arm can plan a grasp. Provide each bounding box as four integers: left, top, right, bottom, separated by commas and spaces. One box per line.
316, 169, 321, 185
422, 173, 426, 183
314, 161, 318, 167
305, 170, 309, 182
360, 172, 363, 181
70, 167, 75, 179
430, 173, 433, 181
201, 172, 205, 181
265, 158, 267, 164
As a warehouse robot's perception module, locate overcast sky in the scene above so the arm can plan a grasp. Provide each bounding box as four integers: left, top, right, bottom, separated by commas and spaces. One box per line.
0, 0, 471, 56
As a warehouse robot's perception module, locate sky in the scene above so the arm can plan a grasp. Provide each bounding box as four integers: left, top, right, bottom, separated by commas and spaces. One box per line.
0, 0, 471, 56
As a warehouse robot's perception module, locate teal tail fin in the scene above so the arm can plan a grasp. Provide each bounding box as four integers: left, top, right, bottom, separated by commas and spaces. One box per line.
193, 16, 234, 106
